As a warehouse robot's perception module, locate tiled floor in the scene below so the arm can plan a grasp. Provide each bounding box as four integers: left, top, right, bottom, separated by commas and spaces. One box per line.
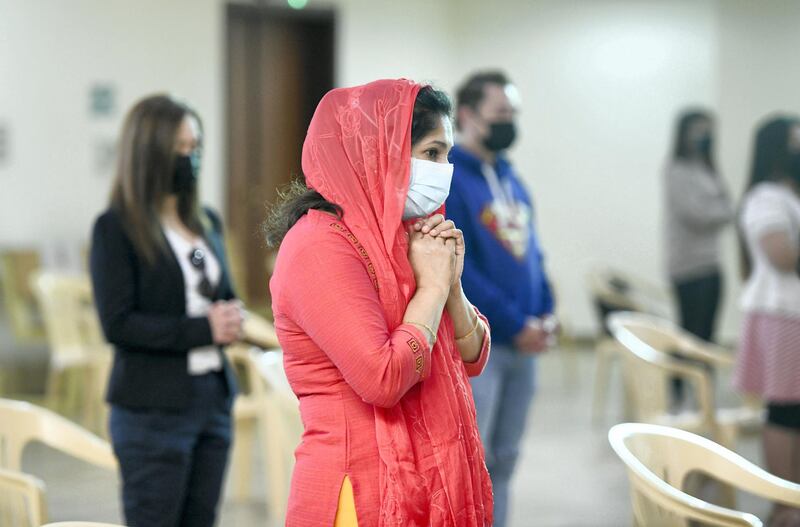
15, 342, 769, 526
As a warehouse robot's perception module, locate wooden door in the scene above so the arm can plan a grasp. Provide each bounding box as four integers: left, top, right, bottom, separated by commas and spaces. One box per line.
226, 5, 335, 314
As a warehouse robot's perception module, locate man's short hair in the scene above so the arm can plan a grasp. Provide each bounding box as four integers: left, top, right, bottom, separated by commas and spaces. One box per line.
455, 71, 511, 129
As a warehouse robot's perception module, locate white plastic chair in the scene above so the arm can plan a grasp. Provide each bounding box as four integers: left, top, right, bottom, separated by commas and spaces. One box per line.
587, 265, 672, 319
31, 272, 112, 434
0, 399, 116, 526
0, 398, 116, 472
609, 422, 800, 526
587, 265, 672, 424
0, 467, 46, 527
240, 310, 280, 349
227, 346, 302, 521
607, 312, 762, 449
0, 249, 46, 345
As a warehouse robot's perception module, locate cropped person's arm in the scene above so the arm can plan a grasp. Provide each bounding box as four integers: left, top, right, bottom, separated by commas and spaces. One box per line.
283, 241, 435, 408
90, 213, 213, 352
745, 192, 799, 273
446, 284, 491, 376
760, 231, 798, 272
669, 166, 733, 229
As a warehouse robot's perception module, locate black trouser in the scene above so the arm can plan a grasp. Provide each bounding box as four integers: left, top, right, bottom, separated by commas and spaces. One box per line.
768, 403, 800, 430
671, 269, 722, 402
674, 270, 722, 342
110, 372, 233, 527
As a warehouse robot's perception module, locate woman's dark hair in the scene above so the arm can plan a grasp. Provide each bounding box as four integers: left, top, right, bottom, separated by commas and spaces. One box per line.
411, 85, 453, 145
263, 177, 343, 248
746, 116, 798, 192
672, 109, 715, 172
263, 85, 453, 248
738, 115, 800, 278
110, 94, 204, 264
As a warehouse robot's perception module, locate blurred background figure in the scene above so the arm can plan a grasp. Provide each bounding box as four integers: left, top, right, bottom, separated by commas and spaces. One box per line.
663, 109, 733, 405
734, 116, 800, 526
90, 95, 242, 527
447, 70, 556, 527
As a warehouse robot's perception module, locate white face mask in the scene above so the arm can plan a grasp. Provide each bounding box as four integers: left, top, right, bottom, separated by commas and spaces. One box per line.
402, 157, 454, 220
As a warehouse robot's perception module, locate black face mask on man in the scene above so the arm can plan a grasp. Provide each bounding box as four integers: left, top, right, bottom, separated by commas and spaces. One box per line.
172, 152, 200, 194
483, 121, 517, 152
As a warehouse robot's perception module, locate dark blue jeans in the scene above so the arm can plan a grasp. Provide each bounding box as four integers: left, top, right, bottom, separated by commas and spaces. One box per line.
110, 371, 233, 527
470, 345, 537, 527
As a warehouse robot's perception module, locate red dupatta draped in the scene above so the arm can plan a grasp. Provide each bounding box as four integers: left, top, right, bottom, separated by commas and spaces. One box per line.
301, 79, 493, 526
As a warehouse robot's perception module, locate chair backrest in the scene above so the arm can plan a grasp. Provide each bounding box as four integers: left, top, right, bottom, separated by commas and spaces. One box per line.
587, 266, 671, 330
0, 398, 116, 472
609, 311, 735, 366
253, 350, 297, 405
242, 348, 302, 460
608, 312, 687, 423
609, 422, 800, 526
0, 249, 45, 343
587, 266, 640, 310
0, 467, 47, 527
254, 349, 302, 520
226, 346, 301, 519
241, 311, 280, 350
225, 346, 301, 452
607, 312, 718, 426
31, 272, 109, 369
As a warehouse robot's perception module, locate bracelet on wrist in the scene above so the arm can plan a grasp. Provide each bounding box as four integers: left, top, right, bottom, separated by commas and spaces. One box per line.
455, 314, 481, 341
408, 322, 437, 344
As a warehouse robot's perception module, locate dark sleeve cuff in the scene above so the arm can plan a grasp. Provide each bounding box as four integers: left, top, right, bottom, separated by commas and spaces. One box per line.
182, 316, 214, 349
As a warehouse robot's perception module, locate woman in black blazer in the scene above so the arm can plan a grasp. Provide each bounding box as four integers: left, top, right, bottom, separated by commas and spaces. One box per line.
90, 95, 242, 527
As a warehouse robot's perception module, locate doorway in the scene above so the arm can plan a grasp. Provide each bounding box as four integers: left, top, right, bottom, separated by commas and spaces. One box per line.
226, 3, 335, 314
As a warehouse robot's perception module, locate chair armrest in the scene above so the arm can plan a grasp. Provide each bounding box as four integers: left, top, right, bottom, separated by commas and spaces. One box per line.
690, 435, 800, 507
38, 408, 117, 470
629, 469, 761, 526
676, 336, 735, 368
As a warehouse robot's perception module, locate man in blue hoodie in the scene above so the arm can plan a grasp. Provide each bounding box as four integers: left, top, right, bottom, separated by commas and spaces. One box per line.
447, 71, 556, 527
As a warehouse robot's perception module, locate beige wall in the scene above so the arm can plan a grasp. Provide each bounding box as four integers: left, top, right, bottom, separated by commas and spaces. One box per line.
0, 0, 456, 257
449, 0, 719, 335
0, 0, 224, 253
714, 0, 800, 340
1, 0, 798, 337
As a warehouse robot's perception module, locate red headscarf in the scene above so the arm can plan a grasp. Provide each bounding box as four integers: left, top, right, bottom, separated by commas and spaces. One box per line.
302, 79, 493, 526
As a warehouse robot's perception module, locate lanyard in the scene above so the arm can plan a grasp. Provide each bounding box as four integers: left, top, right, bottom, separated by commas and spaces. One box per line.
481, 162, 519, 223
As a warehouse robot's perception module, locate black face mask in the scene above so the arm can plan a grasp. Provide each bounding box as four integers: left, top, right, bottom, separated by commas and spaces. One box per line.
172, 153, 200, 194
483, 121, 517, 152
695, 135, 713, 156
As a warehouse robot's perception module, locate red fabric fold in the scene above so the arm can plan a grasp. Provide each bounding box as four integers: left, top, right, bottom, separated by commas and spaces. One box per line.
302, 79, 493, 526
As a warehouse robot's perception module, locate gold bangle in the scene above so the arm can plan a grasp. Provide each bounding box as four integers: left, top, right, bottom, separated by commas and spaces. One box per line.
408, 322, 437, 344
456, 314, 481, 341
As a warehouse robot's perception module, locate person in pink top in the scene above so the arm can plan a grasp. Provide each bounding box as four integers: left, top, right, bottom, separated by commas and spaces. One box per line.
265, 79, 493, 526
734, 116, 800, 526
